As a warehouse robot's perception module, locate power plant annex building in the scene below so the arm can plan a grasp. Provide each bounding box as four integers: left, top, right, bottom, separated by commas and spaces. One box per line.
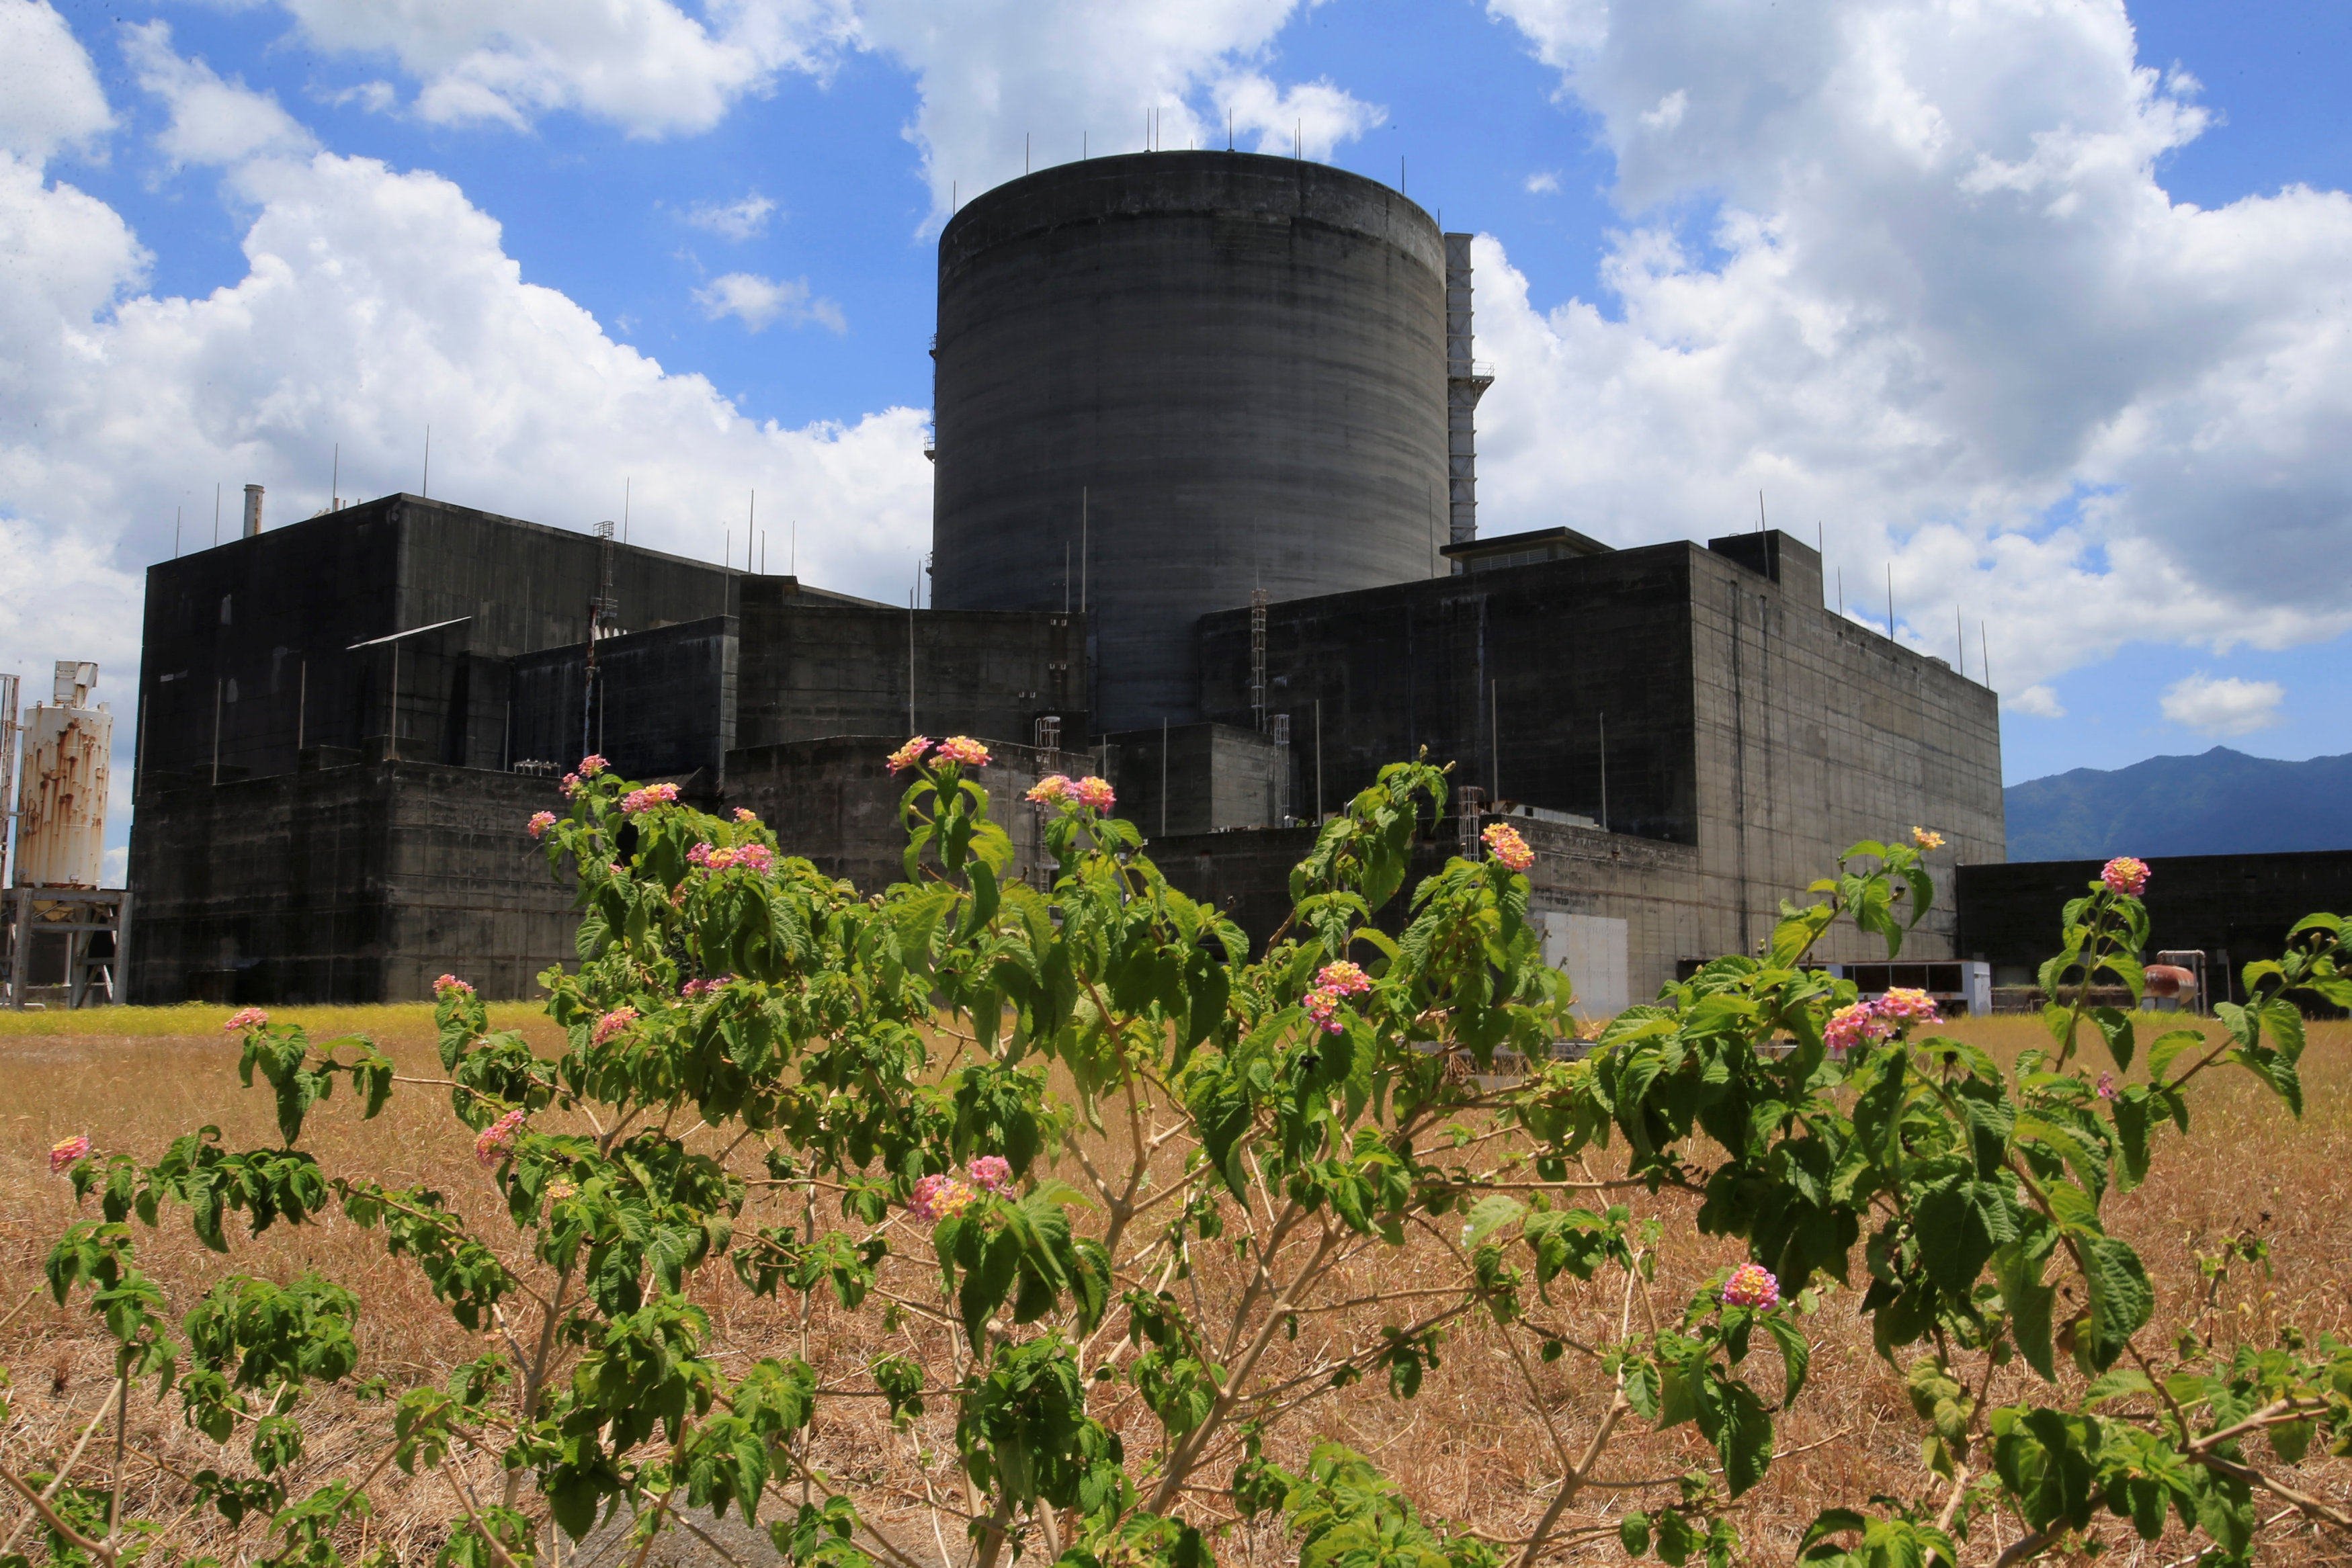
125, 152, 2005, 1006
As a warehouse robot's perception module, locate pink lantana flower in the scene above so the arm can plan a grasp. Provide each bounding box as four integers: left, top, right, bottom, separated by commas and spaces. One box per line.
1873, 988, 1940, 1028
528, 810, 558, 838
1722, 1263, 1781, 1310
591, 1006, 639, 1047
2102, 857, 2150, 898
50, 1135, 91, 1174
968, 1156, 1014, 1194
682, 976, 734, 1000
909, 1174, 978, 1223
1912, 826, 1945, 851
1824, 1002, 1889, 1057
1482, 822, 1534, 871
1075, 776, 1115, 810
734, 807, 759, 824
1316, 960, 1372, 996
886, 736, 932, 774
1302, 986, 1346, 1035
1026, 774, 1074, 804
687, 842, 715, 867
474, 1108, 526, 1168
2096, 1072, 2117, 1100
224, 1006, 269, 1033
934, 736, 991, 767
621, 783, 679, 814
434, 973, 474, 996
734, 842, 774, 872
561, 774, 584, 797
577, 754, 608, 777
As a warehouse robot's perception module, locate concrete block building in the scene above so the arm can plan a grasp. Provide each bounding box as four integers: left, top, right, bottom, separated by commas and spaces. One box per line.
126, 150, 2003, 1006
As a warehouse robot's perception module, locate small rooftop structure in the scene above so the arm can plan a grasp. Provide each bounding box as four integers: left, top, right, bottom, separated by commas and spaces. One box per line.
1440, 525, 1614, 573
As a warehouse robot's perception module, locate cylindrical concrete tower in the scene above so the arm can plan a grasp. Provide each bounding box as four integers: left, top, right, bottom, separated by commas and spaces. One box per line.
931, 151, 1447, 734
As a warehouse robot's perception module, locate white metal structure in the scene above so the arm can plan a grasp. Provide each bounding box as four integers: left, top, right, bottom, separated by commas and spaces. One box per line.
15, 661, 110, 889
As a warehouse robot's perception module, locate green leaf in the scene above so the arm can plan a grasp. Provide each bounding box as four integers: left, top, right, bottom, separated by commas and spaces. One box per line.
2147, 1029, 2205, 1082
2079, 1235, 2153, 1371
2089, 1008, 2134, 1072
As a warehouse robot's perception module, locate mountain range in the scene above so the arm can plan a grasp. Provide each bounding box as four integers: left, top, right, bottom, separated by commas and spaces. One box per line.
2003, 747, 2352, 861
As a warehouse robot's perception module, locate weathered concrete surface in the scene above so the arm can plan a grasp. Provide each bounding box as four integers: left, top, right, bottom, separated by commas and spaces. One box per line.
127, 761, 570, 1004
511, 617, 739, 783
734, 588, 1084, 751
722, 736, 1099, 898
1101, 722, 1288, 836
931, 151, 1450, 732
133, 494, 777, 789
1187, 530, 2003, 996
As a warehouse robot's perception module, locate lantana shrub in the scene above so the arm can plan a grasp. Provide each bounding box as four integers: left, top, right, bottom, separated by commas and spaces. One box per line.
17, 755, 2352, 1568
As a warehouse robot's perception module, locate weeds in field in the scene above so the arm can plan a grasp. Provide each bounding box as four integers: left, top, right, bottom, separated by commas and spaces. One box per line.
8, 746, 2352, 1568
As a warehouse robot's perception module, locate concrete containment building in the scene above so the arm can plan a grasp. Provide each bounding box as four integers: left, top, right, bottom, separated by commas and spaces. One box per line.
931, 153, 1450, 733
126, 150, 2006, 1008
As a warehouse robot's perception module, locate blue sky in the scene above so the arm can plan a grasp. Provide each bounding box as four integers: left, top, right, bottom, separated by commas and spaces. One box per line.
3, 0, 2351, 882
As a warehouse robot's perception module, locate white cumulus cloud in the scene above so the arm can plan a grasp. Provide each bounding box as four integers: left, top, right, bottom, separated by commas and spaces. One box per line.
684, 191, 778, 240
0, 0, 113, 164
257, 0, 856, 138
2159, 672, 2283, 737
0, 21, 933, 848
2009, 685, 2066, 720
850, 0, 1385, 221
1470, 0, 2352, 709
124, 21, 319, 168
695, 271, 847, 333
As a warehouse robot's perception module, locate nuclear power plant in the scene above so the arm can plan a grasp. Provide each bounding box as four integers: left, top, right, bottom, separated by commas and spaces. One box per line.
106, 150, 2008, 1006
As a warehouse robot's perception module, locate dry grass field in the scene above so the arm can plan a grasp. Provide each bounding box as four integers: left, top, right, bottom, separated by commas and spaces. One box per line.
2, 1006, 2347, 1567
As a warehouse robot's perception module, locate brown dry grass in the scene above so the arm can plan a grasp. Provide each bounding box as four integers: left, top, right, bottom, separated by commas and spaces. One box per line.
2, 1011, 2349, 1567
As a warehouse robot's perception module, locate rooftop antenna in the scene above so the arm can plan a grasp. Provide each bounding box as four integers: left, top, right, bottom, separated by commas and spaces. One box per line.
421, 423, 430, 498
583, 519, 618, 762
1887, 563, 1895, 640
1083, 131, 1088, 159
1294, 119, 1302, 159
331, 441, 339, 511
1757, 489, 1766, 533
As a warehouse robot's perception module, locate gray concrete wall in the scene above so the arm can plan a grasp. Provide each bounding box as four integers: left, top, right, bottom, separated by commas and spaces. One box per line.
134, 495, 753, 790
734, 590, 1084, 750
722, 737, 1099, 898
1687, 534, 2004, 966
931, 151, 1450, 732
510, 617, 738, 783
1198, 543, 1702, 842
1102, 722, 1288, 836
126, 761, 570, 1004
